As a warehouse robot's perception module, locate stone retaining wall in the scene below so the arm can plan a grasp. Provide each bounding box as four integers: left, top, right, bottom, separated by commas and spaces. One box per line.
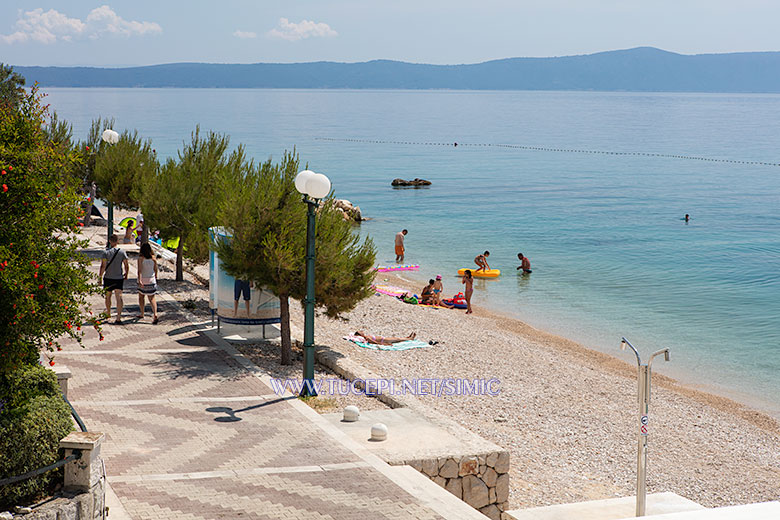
1, 432, 106, 520
2, 485, 105, 520
400, 451, 510, 520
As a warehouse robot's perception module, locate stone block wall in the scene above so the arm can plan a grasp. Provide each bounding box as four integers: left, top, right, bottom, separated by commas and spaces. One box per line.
400, 450, 510, 520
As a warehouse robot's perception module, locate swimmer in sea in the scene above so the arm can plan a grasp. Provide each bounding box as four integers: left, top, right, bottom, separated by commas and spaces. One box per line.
517, 253, 532, 274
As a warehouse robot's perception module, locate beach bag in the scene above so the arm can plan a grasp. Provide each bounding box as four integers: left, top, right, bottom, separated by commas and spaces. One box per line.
403, 295, 418, 305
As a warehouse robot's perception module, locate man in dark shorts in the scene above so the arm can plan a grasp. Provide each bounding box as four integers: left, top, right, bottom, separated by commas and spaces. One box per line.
517, 253, 532, 274
233, 279, 252, 317
98, 234, 130, 324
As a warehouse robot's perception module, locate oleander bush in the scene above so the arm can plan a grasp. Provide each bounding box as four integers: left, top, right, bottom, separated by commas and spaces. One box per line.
0, 364, 73, 509
0, 67, 96, 509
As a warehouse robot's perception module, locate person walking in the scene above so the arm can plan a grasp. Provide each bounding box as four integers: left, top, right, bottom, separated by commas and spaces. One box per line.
395, 229, 408, 263
137, 242, 159, 324
461, 269, 474, 314
517, 253, 532, 274
98, 234, 129, 324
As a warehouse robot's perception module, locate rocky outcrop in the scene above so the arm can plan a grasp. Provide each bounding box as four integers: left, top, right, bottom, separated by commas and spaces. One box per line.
329, 199, 365, 222
391, 178, 431, 187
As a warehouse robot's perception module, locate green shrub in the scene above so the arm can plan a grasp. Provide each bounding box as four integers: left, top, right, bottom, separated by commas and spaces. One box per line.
0, 365, 73, 509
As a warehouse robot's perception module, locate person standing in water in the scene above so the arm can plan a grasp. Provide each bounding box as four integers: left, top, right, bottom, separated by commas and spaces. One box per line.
395, 229, 408, 263
474, 251, 490, 272
461, 269, 474, 314
517, 253, 532, 274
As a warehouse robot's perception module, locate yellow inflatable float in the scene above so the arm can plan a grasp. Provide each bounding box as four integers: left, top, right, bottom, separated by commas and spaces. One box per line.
457, 268, 501, 278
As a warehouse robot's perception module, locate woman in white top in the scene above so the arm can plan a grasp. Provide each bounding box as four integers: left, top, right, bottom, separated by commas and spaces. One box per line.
137, 242, 159, 324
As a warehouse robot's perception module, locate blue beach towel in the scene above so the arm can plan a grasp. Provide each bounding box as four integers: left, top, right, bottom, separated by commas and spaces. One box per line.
343, 335, 430, 351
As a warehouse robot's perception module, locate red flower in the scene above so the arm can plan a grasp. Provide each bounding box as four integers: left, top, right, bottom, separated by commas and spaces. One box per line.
86, 146, 90, 151
34, 272, 38, 278
49, 360, 55, 366
38, 284, 44, 289
77, 222, 84, 227
1, 170, 5, 175
7, 166, 11, 171
2, 185, 7, 193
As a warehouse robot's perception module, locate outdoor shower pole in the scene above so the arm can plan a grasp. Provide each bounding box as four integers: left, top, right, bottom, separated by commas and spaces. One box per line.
621, 337, 670, 517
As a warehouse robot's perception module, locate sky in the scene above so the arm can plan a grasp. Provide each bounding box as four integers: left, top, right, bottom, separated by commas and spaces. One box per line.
2, 1, 780, 67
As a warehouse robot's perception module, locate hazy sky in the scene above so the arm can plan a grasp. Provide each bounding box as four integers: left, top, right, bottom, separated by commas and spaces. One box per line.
2, 1, 779, 67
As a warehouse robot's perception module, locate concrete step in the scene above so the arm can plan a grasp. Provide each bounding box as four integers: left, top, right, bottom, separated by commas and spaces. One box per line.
505, 494, 780, 520
638, 501, 780, 520
505, 493, 703, 520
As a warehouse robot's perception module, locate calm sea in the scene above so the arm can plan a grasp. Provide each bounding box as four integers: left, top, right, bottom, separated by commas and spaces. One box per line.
44, 88, 780, 417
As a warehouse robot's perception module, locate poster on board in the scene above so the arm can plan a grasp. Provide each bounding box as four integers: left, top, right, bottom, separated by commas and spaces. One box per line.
209, 227, 281, 325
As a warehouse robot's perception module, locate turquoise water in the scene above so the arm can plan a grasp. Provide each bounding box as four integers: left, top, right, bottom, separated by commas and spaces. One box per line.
45, 88, 780, 415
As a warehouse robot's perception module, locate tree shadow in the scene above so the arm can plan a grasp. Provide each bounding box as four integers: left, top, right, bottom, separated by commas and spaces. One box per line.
205, 397, 294, 422
142, 343, 247, 381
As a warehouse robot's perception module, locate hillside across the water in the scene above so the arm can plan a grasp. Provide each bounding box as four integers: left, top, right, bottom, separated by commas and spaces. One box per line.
14, 47, 780, 93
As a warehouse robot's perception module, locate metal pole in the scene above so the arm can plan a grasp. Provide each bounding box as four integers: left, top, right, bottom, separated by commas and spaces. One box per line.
300, 199, 318, 397
107, 201, 114, 246
621, 338, 669, 518
636, 364, 649, 517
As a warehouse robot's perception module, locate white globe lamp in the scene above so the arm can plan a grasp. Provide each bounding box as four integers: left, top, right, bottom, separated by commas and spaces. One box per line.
295, 170, 315, 194
306, 173, 331, 199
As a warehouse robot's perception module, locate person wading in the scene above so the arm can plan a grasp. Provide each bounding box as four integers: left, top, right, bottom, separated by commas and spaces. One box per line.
395, 229, 408, 263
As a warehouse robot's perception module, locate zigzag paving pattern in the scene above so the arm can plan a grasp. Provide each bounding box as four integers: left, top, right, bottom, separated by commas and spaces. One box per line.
54, 259, 449, 519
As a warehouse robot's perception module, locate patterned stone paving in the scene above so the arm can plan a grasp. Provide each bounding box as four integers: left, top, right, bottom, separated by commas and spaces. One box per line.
111, 469, 444, 520
54, 256, 448, 519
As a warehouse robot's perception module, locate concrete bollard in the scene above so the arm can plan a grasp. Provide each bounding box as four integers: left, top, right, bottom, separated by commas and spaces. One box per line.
343, 405, 360, 422
52, 364, 72, 399
59, 432, 105, 493
370, 423, 388, 441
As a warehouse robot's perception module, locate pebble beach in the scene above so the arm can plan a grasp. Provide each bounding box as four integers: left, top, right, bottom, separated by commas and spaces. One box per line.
289, 271, 780, 509
97, 215, 780, 509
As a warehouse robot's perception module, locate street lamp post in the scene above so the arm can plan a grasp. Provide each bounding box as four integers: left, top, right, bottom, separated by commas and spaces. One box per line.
620, 337, 670, 517
100, 129, 119, 245
294, 170, 331, 397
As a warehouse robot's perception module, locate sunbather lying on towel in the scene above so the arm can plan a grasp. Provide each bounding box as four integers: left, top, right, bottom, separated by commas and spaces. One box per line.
355, 330, 416, 346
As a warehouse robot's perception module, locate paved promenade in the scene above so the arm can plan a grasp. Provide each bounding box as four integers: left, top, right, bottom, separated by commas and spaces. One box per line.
56, 252, 482, 519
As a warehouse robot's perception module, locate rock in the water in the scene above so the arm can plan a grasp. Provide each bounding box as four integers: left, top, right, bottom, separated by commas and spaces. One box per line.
391, 178, 432, 187
329, 199, 365, 222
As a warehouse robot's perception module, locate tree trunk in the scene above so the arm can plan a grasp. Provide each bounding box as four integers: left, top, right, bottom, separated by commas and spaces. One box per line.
82, 182, 96, 227
175, 239, 184, 281
279, 294, 292, 366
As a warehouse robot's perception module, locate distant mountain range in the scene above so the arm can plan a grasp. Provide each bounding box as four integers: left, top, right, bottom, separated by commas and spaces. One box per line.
14, 47, 780, 92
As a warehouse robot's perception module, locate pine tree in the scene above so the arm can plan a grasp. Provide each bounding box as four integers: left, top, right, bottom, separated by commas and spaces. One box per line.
140, 127, 231, 280
214, 150, 376, 365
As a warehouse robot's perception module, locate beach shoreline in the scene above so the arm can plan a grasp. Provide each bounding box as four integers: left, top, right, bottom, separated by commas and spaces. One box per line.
294, 270, 780, 508
385, 269, 780, 424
